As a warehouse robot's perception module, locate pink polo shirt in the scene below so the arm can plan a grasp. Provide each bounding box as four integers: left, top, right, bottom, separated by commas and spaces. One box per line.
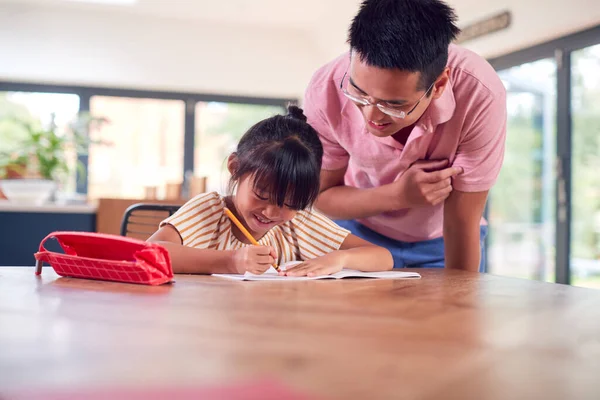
303, 44, 507, 242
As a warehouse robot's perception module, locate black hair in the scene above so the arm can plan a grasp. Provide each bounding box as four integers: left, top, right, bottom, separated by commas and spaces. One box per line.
348, 0, 461, 91
229, 105, 323, 210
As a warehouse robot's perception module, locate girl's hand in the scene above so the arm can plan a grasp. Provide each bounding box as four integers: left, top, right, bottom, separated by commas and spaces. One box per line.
282, 252, 346, 277
231, 246, 276, 275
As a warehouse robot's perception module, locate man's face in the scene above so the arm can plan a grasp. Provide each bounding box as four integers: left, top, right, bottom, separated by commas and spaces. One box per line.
346, 54, 445, 137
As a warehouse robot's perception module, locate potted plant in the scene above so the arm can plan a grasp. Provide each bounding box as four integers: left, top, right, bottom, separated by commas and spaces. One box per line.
0, 113, 108, 204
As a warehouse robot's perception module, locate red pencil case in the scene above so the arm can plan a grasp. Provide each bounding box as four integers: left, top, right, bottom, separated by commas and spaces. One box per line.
34, 231, 173, 285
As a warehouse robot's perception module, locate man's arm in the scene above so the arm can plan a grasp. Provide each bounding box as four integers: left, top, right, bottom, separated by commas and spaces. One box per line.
443, 189, 488, 271
316, 167, 401, 219
316, 161, 463, 220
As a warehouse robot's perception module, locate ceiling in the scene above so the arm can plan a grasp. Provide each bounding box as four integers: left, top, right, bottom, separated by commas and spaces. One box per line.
0, 0, 490, 31
7, 0, 592, 62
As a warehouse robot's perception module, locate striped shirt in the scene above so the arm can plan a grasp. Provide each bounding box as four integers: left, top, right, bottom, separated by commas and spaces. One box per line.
160, 192, 350, 264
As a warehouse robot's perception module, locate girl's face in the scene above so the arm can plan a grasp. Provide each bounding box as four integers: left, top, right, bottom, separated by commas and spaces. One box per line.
232, 174, 298, 238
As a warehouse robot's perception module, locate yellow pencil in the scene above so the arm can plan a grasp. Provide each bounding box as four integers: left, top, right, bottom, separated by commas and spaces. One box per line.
223, 207, 279, 271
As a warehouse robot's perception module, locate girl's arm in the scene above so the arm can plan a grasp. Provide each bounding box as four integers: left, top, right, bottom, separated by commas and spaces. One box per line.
337, 234, 394, 271
147, 225, 275, 275
283, 234, 393, 277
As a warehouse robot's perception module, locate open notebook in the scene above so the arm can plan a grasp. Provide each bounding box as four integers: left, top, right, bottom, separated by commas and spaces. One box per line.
212, 261, 421, 281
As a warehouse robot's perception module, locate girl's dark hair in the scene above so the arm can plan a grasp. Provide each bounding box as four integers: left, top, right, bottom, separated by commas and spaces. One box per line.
229, 105, 323, 210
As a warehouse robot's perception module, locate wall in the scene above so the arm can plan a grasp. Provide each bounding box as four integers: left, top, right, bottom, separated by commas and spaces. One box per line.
453, 0, 600, 58
310, 0, 600, 62
0, 3, 322, 99
1, 0, 600, 99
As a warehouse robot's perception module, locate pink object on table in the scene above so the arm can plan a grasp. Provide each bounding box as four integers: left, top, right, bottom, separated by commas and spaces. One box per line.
2, 380, 320, 400
34, 231, 173, 286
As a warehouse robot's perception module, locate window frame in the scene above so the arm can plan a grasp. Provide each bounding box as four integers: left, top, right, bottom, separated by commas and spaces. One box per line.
485, 23, 600, 284
0, 81, 293, 194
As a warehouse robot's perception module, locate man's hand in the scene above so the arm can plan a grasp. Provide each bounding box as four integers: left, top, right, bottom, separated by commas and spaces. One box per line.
316, 159, 463, 220
388, 160, 463, 210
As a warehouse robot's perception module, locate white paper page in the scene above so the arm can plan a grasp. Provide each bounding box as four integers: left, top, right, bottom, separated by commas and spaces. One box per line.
212, 262, 332, 281
212, 262, 421, 281
331, 269, 421, 279
212, 263, 283, 281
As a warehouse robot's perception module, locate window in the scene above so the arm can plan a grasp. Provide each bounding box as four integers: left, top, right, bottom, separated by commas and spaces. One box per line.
0, 91, 80, 191
194, 102, 285, 193
0, 83, 291, 202
571, 43, 600, 289
488, 59, 556, 282
488, 24, 600, 286
88, 96, 185, 200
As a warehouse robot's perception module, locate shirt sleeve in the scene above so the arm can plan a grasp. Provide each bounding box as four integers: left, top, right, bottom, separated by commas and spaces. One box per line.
451, 87, 507, 192
160, 192, 224, 248
287, 210, 350, 260
303, 81, 350, 171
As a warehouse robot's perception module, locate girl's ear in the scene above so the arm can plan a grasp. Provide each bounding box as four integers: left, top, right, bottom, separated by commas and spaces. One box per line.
227, 153, 239, 175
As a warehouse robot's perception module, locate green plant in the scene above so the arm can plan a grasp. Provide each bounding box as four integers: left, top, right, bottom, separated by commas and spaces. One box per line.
0, 113, 109, 183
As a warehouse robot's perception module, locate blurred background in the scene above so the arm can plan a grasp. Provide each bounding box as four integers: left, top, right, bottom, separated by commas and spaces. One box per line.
1, 0, 600, 288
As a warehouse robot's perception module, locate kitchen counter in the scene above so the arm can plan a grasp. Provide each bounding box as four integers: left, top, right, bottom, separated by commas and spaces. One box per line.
0, 200, 97, 214
0, 201, 97, 265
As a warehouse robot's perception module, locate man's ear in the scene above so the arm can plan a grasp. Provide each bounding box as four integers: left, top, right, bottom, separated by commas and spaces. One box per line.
227, 153, 239, 175
431, 67, 450, 100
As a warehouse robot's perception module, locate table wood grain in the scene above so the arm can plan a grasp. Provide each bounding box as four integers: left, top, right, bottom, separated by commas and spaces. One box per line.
1, 267, 599, 400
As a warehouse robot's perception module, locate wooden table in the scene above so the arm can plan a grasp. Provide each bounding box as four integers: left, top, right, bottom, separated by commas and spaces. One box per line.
1, 267, 600, 399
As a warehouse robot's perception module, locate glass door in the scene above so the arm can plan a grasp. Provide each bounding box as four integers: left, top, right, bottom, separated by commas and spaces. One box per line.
570, 43, 600, 289
487, 59, 557, 281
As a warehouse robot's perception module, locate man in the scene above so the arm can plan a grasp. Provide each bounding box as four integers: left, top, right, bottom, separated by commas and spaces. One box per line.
304, 0, 506, 271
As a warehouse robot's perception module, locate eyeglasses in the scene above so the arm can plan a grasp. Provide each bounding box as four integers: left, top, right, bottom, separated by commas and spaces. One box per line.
340, 72, 434, 119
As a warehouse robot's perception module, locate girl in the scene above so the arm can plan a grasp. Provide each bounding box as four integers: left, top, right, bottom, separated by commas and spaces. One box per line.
147, 106, 393, 276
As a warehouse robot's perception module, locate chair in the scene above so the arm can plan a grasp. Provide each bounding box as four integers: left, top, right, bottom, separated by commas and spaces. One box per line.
120, 203, 181, 240
97, 198, 188, 236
